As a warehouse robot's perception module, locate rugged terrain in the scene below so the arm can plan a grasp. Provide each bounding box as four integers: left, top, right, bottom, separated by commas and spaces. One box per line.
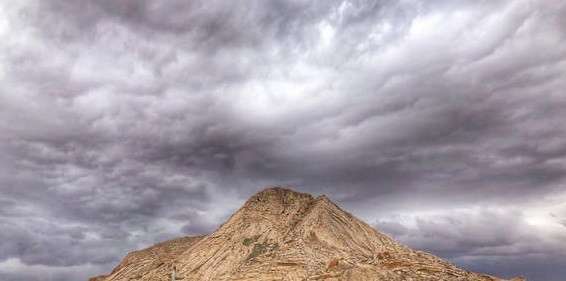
91, 187, 524, 281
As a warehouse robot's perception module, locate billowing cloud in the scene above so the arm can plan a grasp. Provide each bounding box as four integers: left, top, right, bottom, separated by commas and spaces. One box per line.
0, 0, 565, 280
375, 206, 566, 280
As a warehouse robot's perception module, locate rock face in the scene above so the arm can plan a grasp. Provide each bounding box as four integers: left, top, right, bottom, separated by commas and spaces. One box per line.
92, 187, 523, 281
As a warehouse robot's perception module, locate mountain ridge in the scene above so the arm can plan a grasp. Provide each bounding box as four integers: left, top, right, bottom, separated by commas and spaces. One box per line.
90, 187, 525, 281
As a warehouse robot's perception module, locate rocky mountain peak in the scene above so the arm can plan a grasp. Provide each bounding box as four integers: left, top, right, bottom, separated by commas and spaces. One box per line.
91, 187, 524, 281
244, 186, 313, 205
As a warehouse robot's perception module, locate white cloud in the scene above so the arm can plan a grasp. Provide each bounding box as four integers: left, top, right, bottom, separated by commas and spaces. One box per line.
0, 0, 565, 280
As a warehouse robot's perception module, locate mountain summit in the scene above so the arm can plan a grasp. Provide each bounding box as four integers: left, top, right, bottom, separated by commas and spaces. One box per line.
91, 187, 524, 281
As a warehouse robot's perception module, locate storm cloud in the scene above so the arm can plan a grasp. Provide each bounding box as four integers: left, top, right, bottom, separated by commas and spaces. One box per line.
1, 1, 565, 280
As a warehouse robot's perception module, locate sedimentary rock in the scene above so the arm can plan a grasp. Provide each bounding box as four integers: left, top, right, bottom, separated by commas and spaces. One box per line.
91, 187, 524, 281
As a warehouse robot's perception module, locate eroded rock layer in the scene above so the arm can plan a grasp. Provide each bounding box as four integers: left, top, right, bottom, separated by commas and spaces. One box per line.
92, 187, 524, 281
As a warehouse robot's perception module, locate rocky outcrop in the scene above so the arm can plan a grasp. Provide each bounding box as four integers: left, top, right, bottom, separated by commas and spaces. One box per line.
92, 235, 204, 281
91, 187, 524, 281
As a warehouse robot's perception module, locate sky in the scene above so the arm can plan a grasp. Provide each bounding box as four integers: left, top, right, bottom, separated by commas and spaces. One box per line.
0, 0, 565, 280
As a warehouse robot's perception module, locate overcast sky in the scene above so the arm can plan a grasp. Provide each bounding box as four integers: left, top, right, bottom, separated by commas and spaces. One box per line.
1, 1, 565, 281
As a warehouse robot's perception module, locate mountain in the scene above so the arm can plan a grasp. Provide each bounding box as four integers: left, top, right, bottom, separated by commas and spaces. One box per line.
90, 187, 525, 281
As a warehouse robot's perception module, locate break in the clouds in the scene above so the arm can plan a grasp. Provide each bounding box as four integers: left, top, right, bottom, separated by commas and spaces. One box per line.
1, 0, 565, 280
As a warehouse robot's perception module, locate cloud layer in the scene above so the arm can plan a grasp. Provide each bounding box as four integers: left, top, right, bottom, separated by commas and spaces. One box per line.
1, 1, 565, 280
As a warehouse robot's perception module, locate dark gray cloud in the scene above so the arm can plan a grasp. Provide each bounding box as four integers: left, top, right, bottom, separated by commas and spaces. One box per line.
375, 209, 566, 281
0, 0, 565, 281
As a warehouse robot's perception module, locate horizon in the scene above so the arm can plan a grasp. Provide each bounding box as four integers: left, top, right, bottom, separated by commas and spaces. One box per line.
1, 1, 566, 281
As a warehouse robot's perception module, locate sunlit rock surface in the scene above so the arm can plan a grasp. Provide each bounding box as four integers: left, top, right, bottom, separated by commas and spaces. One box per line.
91, 187, 525, 281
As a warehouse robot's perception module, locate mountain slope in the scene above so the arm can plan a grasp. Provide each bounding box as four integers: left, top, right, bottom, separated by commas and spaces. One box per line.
91, 187, 524, 281
89, 235, 204, 281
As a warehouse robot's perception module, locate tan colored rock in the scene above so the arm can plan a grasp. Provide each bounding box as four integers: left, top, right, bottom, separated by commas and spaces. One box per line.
91, 187, 524, 281
88, 276, 107, 281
